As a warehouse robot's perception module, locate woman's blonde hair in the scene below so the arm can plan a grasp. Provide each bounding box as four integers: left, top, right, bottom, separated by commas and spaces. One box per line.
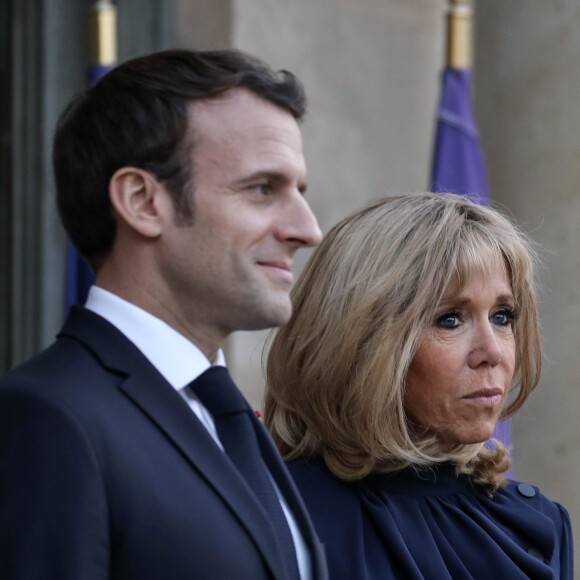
264, 193, 541, 492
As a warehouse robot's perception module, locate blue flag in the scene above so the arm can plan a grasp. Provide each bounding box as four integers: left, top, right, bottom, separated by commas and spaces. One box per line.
430, 67, 513, 470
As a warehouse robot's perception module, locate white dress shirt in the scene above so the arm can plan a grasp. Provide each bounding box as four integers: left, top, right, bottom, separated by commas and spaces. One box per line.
85, 286, 311, 580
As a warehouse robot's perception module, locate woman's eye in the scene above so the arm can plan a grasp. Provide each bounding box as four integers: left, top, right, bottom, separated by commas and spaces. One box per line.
436, 312, 460, 329
491, 309, 515, 326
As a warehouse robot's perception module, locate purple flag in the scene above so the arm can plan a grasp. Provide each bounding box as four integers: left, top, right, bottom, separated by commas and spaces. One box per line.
430, 68, 513, 473
65, 0, 117, 309
431, 69, 488, 203
87, 64, 113, 87
65, 243, 96, 309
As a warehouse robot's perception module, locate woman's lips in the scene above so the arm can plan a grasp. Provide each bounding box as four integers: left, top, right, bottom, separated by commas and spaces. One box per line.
463, 388, 503, 408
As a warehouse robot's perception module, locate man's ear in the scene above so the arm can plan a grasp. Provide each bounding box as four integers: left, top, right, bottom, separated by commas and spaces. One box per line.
109, 167, 168, 238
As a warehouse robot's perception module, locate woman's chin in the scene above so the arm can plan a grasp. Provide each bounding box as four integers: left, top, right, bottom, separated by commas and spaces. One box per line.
440, 423, 499, 447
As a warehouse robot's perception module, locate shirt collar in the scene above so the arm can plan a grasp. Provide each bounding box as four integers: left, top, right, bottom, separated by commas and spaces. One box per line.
85, 286, 226, 391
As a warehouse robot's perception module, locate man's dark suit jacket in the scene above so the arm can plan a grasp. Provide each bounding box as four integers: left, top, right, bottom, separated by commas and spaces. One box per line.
0, 307, 327, 579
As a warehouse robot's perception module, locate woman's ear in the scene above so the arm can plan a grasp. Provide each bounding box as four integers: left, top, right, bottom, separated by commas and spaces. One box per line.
108, 167, 167, 238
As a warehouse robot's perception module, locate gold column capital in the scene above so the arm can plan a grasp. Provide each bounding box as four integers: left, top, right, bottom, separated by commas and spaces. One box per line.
90, 0, 117, 66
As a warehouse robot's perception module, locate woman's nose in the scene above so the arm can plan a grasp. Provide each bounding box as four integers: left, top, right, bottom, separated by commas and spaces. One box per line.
467, 321, 503, 368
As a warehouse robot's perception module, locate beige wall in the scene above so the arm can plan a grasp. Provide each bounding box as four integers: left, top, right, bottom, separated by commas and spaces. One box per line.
176, 0, 580, 560
176, 0, 446, 406
229, 0, 445, 407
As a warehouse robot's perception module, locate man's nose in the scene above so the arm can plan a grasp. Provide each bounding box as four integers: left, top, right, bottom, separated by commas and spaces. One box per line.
277, 192, 323, 248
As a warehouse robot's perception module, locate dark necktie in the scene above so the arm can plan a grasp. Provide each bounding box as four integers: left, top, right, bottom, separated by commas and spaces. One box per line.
189, 366, 301, 580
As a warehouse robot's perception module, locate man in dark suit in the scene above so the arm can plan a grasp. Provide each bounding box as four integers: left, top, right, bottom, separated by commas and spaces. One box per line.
0, 49, 326, 579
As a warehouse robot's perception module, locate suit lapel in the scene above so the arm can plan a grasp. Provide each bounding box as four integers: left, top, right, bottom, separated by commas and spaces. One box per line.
253, 414, 329, 580
59, 307, 289, 580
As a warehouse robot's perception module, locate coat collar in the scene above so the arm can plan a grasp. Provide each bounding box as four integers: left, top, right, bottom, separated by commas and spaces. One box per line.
58, 306, 294, 579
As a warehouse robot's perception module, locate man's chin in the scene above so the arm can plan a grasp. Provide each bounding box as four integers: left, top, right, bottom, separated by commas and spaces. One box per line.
237, 300, 293, 331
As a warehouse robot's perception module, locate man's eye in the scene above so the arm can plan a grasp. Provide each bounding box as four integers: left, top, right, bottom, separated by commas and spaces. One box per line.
251, 183, 270, 195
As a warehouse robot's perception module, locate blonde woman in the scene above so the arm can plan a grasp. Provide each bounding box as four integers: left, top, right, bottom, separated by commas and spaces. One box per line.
265, 193, 573, 579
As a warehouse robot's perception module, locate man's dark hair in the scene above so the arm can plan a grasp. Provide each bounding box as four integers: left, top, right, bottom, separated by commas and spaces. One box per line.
53, 49, 307, 270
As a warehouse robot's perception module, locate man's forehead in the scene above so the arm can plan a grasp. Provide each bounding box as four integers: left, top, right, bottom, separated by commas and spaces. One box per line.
187, 89, 303, 159
189, 88, 295, 129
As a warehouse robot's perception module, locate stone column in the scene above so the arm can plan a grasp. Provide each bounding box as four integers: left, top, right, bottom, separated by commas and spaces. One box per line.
476, 0, 580, 562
